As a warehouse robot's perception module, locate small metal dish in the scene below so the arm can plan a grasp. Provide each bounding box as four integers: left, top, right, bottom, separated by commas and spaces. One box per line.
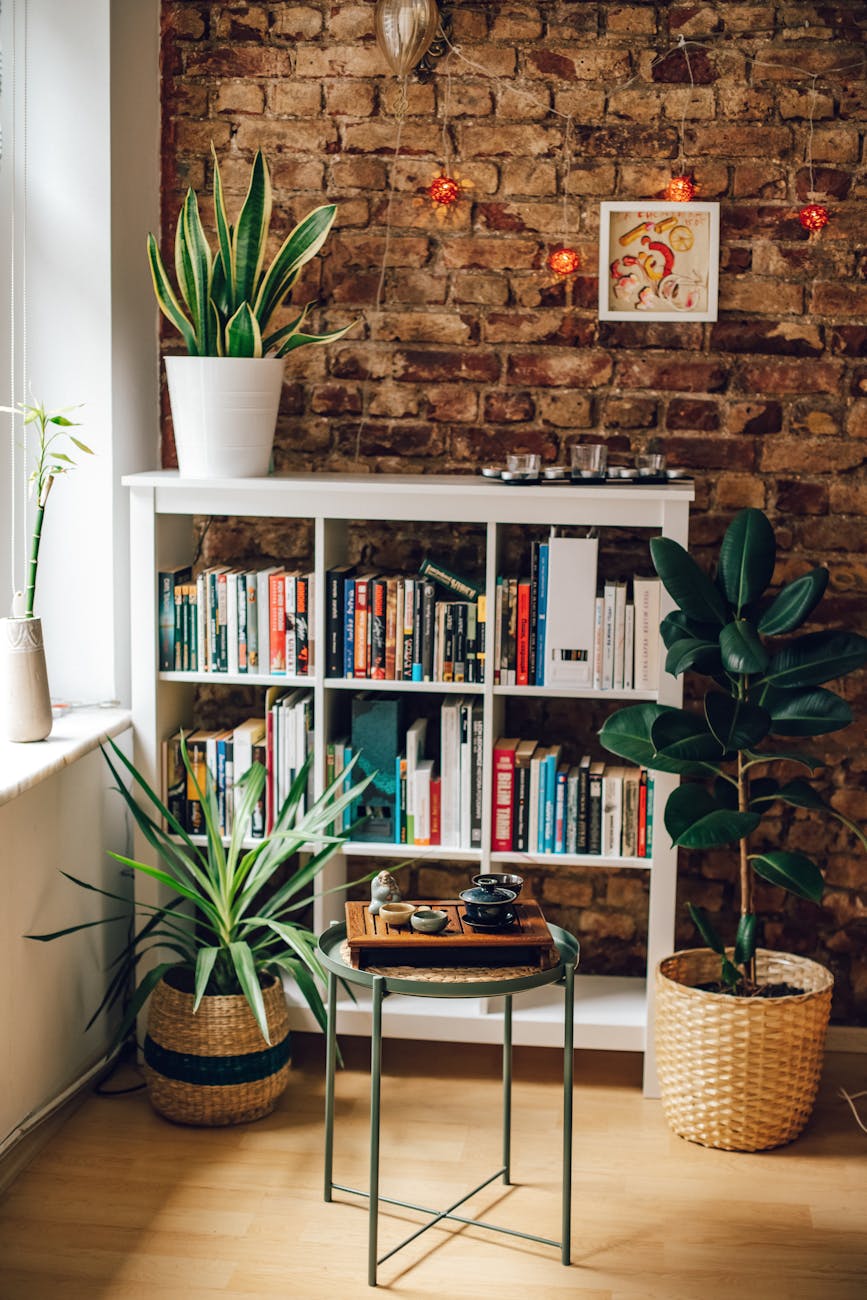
481, 465, 502, 478
543, 466, 569, 481
501, 469, 541, 484
606, 466, 639, 481
666, 468, 691, 480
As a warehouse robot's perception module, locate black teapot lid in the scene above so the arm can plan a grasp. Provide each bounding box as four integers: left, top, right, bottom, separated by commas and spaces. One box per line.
460, 886, 515, 905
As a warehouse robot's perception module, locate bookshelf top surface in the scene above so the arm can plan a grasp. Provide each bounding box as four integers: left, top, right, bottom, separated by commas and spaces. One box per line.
124, 470, 694, 525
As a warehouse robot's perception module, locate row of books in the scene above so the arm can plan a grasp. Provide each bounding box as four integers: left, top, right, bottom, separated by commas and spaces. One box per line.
492, 535, 661, 691
326, 559, 486, 683
161, 688, 313, 839
492, 738, 655, 858
158, 564, 315, 676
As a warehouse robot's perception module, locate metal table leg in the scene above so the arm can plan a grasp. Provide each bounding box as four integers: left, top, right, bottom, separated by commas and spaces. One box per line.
368, 974, 385, 1287
324, 970, 337, 1203
562, 959, 575, 1265
502, 993, 512, 1185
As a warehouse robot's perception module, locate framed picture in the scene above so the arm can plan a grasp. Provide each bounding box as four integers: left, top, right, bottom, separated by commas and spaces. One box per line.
598, 201, 719, 322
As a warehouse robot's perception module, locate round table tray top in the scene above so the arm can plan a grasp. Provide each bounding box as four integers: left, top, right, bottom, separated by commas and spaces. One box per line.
317, 922, 579, 998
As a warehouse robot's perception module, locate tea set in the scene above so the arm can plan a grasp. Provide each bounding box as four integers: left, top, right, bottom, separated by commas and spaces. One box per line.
371, 871, 524, 933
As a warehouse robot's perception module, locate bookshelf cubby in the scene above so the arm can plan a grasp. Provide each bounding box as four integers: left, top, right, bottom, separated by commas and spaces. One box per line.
125, 470, 692, 1095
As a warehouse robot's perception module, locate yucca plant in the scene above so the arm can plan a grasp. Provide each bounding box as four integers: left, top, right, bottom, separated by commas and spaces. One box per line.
29, 737, 379, 1044
600, 508, 867, 994
147, 145, 353, 358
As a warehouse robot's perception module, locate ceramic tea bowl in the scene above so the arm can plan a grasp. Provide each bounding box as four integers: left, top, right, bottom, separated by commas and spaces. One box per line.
378, 901, 416, 928
410, 906, 449, 934
459, 885, 517, 925
471, 872, 524, 898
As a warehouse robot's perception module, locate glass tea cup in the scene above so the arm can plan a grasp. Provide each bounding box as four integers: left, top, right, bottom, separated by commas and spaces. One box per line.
570, 443, 608, 482
505, 453, 541, 477
636, 452, 667, 479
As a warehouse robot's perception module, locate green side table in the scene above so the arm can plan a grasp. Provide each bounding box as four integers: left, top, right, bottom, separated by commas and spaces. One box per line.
318, 921, 579, 1287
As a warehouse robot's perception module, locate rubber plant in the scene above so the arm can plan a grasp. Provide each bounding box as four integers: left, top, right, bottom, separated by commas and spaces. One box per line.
147, 144, 354, 358
29, 737, 379, 1043
0, 400, 92, 618
600, 507, 867, 993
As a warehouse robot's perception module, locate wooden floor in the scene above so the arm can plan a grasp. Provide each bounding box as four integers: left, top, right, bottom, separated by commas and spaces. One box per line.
0, 1038, 865, 1299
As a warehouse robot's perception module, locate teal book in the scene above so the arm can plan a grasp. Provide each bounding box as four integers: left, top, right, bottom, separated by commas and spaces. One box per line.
158, 565, 190, 671
350, 693, 404, 842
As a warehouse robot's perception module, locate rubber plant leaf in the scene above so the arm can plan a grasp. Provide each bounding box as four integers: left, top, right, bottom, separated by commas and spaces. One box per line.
649, 535, 729, 626
664, 783, 761, 849
660, 609, 722, 650
651, 709, 725, 768
758, 567, 829, 636
719, 619, 769, 675
751, 777, 827, 812
717, 507, 776, 612
733, 913, 757, 966
664, 636, 723, 678
146, 233, 197, 355
761, 631, 867, 690
600, 702, 683, 771
687, 902, 725, 955
761, 685, 852, 736
705, 692, 770, 752
750, 850, 825, 903
232, 149, 271, 308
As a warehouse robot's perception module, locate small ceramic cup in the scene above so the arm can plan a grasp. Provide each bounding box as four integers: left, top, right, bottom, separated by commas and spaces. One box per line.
410, 906, 449, 934
378, 901, 416, 928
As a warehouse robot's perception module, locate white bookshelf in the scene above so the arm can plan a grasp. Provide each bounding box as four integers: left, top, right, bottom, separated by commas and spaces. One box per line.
124, 470, 692, 1095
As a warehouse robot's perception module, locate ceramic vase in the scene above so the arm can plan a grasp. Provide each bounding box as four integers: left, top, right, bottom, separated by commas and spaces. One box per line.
0, 616, 52, 742
165, 356, 285, 479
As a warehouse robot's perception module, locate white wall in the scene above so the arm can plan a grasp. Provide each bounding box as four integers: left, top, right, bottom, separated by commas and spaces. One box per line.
0, 745, 131, 1146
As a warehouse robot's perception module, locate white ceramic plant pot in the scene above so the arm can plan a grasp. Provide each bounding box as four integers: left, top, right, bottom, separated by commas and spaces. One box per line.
0, 616, 52, 742
165, 356, 285, 479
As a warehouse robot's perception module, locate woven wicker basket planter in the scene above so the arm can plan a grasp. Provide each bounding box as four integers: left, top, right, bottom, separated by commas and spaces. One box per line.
655, 947, 833, 1152
143, 969, 291, 1127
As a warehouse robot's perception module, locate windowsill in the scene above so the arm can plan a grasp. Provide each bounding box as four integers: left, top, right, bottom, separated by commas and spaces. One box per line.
0, 706, 131, 809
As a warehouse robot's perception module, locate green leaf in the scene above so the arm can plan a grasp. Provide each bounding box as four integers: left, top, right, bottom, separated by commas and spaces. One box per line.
228, 940, 270, 1043
146, 232, 197, 354
752, 777, 827, 812
600, 703, 688, 772
713, 775, 739, 809
665, 784, 760, 848
650, 536, 729, 626
253, 204, 338, 331
719, 619, 769, 675
261, 302, 315, 355
68, 436, 94, 455
750, 850, 824, 903
687, 902, 725, 954
276, 320, 359, 356
664, 637, 723, 677
734, 913, 757, 966
660, 611, 720, 650
232, 150, 272, 307
717, 508, 776, 612
705, 693, 770, 752
758, 568, 829, 636
721, 956, 743, 988
181, 188, 214, 354
742, 748, 824, 773
211, 142, 235, 313
116, 963, 178, 1047
224, 302, 263, 357
651, 710, 725, 767
193, 947, 220, 1011
762, 631, 867, 689
762, 685, 852, 736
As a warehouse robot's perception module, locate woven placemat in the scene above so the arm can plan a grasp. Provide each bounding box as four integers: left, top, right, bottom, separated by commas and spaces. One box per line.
338, 939, 551, 982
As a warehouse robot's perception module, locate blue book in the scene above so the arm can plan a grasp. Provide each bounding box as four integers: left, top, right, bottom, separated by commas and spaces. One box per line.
343, 575, 357, 679
543, 750, 558, 853
537, 750, 549, 853
342, 744, 354, 831
535, 543, 549, 685
158, 565, 190, 671
350, 694, 404, 841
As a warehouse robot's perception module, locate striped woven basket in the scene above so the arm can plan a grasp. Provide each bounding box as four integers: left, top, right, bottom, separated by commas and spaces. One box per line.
143, 969, 291, 1127
655, 948, 833, 1152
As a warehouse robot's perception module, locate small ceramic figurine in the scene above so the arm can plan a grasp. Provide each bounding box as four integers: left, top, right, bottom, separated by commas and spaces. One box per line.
369, 869, 402, 915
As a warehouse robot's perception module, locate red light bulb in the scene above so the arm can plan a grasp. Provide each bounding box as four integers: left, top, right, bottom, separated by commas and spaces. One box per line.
546, 246, 581, 277
799, 202, 829, 233
664, 175, 696, 203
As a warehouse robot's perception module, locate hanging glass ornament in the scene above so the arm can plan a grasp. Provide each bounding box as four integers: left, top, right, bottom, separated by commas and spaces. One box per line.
664, 175, 696, 203
375, 0, 440, 77
427, 173, 461, 207
546, 246, 582, 277
799, 202, 829, 233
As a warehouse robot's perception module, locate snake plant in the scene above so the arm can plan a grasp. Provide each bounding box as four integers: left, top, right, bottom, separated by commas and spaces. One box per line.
600, 508, 867, 993
147, 145, 354, 358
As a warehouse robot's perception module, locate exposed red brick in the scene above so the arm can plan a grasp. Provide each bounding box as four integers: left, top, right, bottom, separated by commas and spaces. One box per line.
484, 392, 536, 423
666, 399, 721, 432
617, 357, 728, 392
394, 350, 501, 384
709, 320, 821, 356
506, 351, 614, 388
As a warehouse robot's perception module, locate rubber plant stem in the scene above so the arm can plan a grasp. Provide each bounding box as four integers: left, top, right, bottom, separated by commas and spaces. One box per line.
737, 747, 755, 986
25, 477, 52, 618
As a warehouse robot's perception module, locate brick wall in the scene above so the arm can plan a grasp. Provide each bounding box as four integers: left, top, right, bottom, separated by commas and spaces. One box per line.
160, 1, 867, 1020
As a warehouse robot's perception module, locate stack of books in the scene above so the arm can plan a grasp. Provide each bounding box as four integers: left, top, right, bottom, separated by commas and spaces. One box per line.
491, 738, 654, 858
158, 564, 315, 676
326, 559, 486, 683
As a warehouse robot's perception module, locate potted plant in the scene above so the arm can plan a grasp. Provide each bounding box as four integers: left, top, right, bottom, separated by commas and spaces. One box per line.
30, 737, 378, 1126
148, 145, 355, 479
600, 507, 867, 1151
0, 399, 92, 742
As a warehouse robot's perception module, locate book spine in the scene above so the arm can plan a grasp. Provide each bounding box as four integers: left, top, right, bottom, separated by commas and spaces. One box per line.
418, 557, 483, 600
251, 741, 266, 837
164, 733, 186, 829
256, 571, 271, 676
385, 578, 397, 680
555, 767, 567, 854
395, 755, 406, 844
285, 574, 297, 677
217, 572, 229, 673
159, 571, 175, 672
296, 574, 310, 676
370, 577, 387, 679
354, 577, 370, 678
343, 576, 356, 678
645, 774, 655, 856
421, 581, 435, 681
466, 601, 477, 684
516, 579, 531, 687
269, 573, 286, 674
196, 575, 206, 672
623, 600, 634, 691
470, 703, 483, 848
613, 581, 627, 691
514, 760, 529, 854
173, 586, 184, 671
577, 761, 590, 854
394, 579, 405, 681
491, 743, 516, 852
543, 752, 557, 853
246, 573, 259, 672
528, 540, 539, 686
505, 577, 517, 686
226, 574, 239, 676
216, 739, 227, 836
592, 594, 604, 690
237, 574, 248, 673
477, 594, 486, 683
588, 768, 603, 854
430, 775, 442, 847
602, 581, 616, 691
326, 570, 342, 678
566, 769, 579, 855
442, 603, 455, 682
454, 603, 467, 683
638, 768, 648, 857
181, 588, 192, 672
411, 579, 423, 681
535, 543, 549, 685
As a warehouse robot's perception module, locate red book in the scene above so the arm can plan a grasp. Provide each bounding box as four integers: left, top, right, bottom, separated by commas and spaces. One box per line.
637, 769, 648, 858
430, 775, 441, 846
370, 577, 387, 679
516, 579, 531, 686
354, 575, 371, 678
491, 737, 520, 851
269, 571, 286, 673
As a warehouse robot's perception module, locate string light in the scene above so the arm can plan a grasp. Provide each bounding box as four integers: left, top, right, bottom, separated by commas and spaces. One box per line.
427, 173, 460, 207
545, 114, 581, 279
664, 175, 696, 203
547, 246, 582, 277
799, 76, 830, 235
799, 202, 829, 233
663, 36, 699, 202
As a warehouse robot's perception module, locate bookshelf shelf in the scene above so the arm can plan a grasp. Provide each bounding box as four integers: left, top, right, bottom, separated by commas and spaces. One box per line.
125, 470, 691, 1095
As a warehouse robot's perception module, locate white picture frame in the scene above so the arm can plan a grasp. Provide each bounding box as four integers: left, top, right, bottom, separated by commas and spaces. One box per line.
598, 201, 720, 322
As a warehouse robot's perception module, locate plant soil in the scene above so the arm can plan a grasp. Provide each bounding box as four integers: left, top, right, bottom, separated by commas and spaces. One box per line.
695, 981, 805, 998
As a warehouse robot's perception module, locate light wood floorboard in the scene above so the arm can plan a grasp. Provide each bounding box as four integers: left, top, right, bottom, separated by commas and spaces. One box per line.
0, 1039, 865, 1299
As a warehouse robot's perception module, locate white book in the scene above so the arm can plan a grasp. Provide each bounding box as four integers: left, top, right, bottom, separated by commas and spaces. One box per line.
285, 573, 297, 677
459, 701, 472, 848
529, 746, 545, 853
601, 765, 625, 856
226, 570, 239, 675
624, 601, 635, 691
622, 767, 640, 858
414, 759, 433, 846
592, 595, 604, 690
545, 535, 599, 687
294, 693, 307, 814
602, 580, 617, 691
196, 572, 206, 672
634, 576, 661, 690
613, 580, 627, 690
232, 717, 266, 835
405, 717, 427, 844
439, 698, 462, 848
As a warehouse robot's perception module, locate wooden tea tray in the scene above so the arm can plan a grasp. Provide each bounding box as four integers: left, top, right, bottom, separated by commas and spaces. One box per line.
344, 900, 559, 970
